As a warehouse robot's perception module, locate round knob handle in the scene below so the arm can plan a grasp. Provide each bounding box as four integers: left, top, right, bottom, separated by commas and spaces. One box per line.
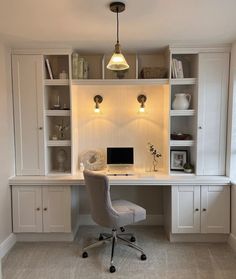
39, 127, 43, 130
195, 208, 199, 212
36, 208, 40, 211
203, 208, 207, 211
198, 126, 202, 130
44, 208, 48, 211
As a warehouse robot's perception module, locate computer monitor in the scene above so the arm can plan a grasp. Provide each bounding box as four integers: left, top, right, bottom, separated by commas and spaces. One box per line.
107, 147, 134, 165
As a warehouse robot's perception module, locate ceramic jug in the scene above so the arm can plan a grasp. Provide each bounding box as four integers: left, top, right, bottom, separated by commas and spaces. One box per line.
172, 93, 191, 110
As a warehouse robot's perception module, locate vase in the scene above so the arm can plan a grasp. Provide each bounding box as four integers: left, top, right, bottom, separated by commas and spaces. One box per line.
152, 156, 158, 172
172, 93, 191, 110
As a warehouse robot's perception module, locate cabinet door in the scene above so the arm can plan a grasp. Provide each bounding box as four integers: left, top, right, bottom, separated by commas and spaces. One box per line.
172, 185, 200, 233
42, 186, 71, 233
12, 186, 42, 233
12, 55, 45, 175
197, 53, 229, 175
201, 186, 230, 233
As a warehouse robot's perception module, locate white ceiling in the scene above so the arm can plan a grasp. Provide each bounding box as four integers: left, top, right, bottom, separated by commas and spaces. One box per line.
0, 0, 236, 52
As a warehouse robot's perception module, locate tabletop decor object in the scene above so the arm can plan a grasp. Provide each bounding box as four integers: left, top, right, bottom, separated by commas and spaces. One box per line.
147, 142, 162, 172
80, 149, 105, 171
56, 149, 67, 172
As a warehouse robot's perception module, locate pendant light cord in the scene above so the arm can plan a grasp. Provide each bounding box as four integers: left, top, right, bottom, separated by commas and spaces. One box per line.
116, 8, 119, 44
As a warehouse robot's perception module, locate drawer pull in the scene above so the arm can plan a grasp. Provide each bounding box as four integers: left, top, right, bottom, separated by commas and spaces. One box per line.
36, 208, 40, 211
202, 208, 207, 211
195, 208, 199, 212
44, 208, 48, 211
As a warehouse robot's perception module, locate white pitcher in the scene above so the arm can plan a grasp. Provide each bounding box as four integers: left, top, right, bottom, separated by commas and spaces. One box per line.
172, 93, 191, 110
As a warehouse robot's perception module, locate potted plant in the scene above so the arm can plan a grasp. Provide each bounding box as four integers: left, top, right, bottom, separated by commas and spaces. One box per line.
183, 162, 194, 173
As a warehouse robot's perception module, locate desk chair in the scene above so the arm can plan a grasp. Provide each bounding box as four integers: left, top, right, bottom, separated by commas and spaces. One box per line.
82, 170, 147, 273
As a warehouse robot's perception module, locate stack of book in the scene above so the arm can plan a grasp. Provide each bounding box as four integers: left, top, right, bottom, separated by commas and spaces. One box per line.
172, 58, 184, 79
72, 53, 89, 79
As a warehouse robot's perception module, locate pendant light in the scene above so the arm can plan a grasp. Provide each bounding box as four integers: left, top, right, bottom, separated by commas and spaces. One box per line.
107, 2, 129, 71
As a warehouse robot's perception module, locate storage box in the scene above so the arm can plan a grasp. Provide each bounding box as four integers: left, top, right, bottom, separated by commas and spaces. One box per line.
140, 67, 167, 79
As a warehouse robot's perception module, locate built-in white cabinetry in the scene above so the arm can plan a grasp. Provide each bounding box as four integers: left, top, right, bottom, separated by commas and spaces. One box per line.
12, 186, 71, 233
12, 55, 45, 175
196, 53, 229, 175
171, 185, 230, 234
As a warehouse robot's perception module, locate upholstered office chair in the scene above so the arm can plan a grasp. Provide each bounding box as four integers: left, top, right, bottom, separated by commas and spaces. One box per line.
82, 170, 147, 273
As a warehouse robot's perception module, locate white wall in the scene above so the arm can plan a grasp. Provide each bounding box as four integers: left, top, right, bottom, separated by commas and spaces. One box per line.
227, 42, 236, 250
0, 42, 15, 255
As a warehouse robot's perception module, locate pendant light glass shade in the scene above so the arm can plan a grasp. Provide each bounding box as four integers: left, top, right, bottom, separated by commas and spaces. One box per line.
107, 44, 129, 71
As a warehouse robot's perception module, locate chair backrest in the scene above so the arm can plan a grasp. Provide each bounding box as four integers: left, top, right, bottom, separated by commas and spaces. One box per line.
83, 170, 119, 228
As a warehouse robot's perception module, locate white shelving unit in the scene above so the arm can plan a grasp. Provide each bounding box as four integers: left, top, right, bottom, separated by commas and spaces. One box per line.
169, 52, 198, 175
44, 53, 72, 174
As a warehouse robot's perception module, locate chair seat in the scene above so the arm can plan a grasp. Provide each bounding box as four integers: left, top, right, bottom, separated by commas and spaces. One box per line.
112, 200, 146, 226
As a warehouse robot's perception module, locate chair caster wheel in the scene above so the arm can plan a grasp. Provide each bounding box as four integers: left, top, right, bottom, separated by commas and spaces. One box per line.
120, 227, 125, 232
99, 234, 104, 241
110, 265, 116, 273
82, 251, 88, 258
141, 254, 147, 261
130, 236, 136, 242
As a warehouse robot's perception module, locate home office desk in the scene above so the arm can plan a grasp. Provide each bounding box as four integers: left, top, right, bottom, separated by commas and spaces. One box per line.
9, 173, 231, 242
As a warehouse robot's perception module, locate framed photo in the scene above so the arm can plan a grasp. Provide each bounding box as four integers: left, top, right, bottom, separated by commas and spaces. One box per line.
170, 150, 187, 171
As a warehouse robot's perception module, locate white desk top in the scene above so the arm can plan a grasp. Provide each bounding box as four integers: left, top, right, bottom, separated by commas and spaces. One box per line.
9, 172, 231, 186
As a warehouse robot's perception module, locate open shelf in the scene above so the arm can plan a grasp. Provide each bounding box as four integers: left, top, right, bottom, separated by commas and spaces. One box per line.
170, 170, 195, 176
45, 110, 71, 116
170, 78, 197, 85
47, 140, 71, 147
44, 79, 69, 86
170, 140, 195, 147
170, 110, 195, 116
72, 78, 169, 86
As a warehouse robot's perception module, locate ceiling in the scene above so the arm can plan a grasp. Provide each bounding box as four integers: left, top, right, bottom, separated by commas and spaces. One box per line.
0, 0, 236, 52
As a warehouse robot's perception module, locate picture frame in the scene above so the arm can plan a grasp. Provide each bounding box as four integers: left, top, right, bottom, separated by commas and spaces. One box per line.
170, 150, 188, 171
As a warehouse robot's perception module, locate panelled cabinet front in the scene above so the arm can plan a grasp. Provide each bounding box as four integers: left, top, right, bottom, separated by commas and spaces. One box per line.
12, 186, 71, 233
171, 185, 230, 234
12, 54, 45, 175
197, 53, 229, 175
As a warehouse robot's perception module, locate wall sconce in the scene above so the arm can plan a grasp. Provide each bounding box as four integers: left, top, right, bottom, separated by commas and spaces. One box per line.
137, 94, 147, 113
94, 95, 103, 113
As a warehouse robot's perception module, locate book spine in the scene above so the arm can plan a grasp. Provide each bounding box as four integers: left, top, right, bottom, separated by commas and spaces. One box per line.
46, 59, 53, 79
83, 61, 89, 79
78, 57, 84, 79
72, 53, 79, 79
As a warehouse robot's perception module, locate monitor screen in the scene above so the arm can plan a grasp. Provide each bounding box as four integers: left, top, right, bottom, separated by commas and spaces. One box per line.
107, 147, 134, 165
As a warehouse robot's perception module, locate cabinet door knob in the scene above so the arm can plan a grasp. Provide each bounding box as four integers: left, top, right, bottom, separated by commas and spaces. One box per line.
44, 208, 48, 211
203, 208, 207, 211
198, 126, 202, 130
39, 127, 43, 130
195, 208, 199, 211
36, 207, 40, 211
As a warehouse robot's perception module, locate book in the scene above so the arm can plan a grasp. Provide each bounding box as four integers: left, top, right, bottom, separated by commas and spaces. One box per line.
78, 57, 84, 79
45, 59, 53, 79
172, 59, 184, 78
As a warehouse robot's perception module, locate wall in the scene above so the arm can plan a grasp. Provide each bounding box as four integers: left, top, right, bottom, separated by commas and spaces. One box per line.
227, 42, 236, 251
0, 42, 15, 258
72, 84, 169, 221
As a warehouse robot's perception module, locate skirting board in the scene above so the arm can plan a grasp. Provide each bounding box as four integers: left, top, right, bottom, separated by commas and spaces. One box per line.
228, 233, 236, 252
169, 233, 229, 243
0, 233, 16, 259
16, 232, 75, 242
78, 214, 164, 226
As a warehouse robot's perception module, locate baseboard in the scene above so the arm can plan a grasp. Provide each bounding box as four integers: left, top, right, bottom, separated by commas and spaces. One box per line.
16, 232, 75, 242
169, 233, 229, 243
79, 214, 164, 226
0, 233, 16, 259
228, 233, 236, 252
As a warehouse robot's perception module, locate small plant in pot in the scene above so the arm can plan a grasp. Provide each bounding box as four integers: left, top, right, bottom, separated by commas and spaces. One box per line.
183, 162, 194, 173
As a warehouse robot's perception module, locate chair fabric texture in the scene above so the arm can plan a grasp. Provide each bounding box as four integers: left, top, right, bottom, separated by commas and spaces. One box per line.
83, 170, 146, 229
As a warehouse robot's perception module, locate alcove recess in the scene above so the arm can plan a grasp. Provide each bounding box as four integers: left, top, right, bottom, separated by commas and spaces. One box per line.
71, 49, 170, 81
169, 53, 198, 175
43, 54, 72, 174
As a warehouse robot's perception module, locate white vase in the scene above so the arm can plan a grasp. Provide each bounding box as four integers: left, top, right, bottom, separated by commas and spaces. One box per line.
172, 93, 191, 110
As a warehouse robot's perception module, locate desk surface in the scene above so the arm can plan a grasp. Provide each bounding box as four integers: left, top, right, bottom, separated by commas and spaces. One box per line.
9, 172, 231, 186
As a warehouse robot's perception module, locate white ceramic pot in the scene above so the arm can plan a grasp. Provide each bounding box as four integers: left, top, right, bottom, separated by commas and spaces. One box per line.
172, 93, 191, 110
